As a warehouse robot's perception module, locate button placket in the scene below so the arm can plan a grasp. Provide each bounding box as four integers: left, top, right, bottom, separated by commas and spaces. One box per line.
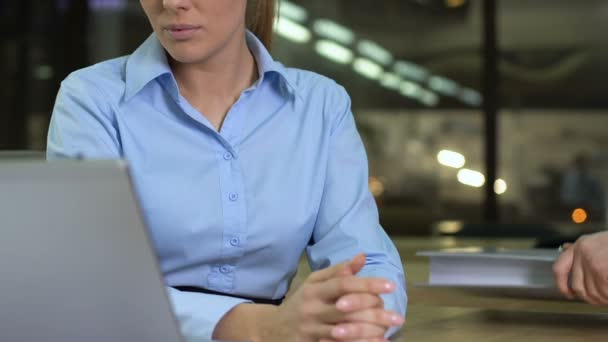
209, 91, 249, 293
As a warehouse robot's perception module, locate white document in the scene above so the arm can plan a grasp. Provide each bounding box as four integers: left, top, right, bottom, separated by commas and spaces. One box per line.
416, 248, 562, 298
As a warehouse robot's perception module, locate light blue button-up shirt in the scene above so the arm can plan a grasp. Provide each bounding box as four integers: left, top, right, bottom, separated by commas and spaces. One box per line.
47, 31, 406, 341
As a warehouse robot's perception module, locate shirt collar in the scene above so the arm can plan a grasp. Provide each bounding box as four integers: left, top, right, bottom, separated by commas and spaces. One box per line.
244, 31, 300, 99
125, 31, 300, 101
125, 33, 173, 101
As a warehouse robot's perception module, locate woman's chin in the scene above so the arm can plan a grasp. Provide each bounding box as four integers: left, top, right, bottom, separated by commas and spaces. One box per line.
166, 48, 210, 65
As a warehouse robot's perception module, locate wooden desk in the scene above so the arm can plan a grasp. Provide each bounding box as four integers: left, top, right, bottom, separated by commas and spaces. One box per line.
292, 237, 608, 341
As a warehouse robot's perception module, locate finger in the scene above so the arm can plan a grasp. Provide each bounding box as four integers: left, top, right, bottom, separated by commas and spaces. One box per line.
299, 322, 335, 340
553, 248, 575, 299
561, 243, 573, 250
584, 271, 602, 305
319, 276, 396, 301
336, 293, 384, 313
344, 338, 390, 342
571, 254, 589, 303
342, 308, 404, 327
309, 254, 366, 283
591, 271, 608, 305
582, 261, 604, 305
309, 261, 355, 283
321, 339, 389, 342
315, 299, 348, 324
331, 322, 387, 340
349, 253, 367, 275
321, 338, 390, 342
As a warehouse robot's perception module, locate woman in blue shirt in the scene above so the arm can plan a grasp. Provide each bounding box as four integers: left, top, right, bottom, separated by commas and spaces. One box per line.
47, 1, 406, 341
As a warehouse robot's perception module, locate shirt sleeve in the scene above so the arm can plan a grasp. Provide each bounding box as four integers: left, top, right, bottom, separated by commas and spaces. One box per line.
46, 74, 249, 341
167, 287, 250, 342
47, 74, 122, 159
306, 84, 407, 337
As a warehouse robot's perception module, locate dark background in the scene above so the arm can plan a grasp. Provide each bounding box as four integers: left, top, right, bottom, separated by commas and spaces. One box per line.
2, 0, 607, 238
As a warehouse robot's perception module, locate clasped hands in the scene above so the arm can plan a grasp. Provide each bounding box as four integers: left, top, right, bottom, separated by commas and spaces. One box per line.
265, 253, 404, 342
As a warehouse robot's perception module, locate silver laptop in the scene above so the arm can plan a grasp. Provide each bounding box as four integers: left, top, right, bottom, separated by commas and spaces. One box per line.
0, 160, 190, 342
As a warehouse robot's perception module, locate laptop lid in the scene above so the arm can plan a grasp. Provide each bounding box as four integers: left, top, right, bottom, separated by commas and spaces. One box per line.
0, 160, 184, 342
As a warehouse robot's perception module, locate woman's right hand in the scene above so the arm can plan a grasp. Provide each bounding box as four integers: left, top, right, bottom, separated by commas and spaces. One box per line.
260, 254, 403, 342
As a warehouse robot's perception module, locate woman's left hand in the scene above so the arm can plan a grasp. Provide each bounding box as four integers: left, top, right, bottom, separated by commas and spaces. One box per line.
319, 292, 403, 342
317, 263, 404, 342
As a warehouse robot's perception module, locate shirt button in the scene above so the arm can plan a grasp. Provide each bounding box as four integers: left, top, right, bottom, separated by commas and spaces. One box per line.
230, 237, 240, 247
229, 193, 238, 201
220, 265, 231, 274
223, 152, 233, 161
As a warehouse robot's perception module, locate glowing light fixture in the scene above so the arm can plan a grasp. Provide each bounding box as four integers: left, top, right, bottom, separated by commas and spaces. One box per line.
446, 0, 467, 8
353, 58, 383, 80
394, 60, 429, 82
357, 40, 393, 66
572, 208, 588, 224
379, 73, 401, 90
437, 150, 466, 168
494, 179, 508, 195
279, 1, 308, 22
315, 40, 354, 64
461, 88, 483, 106
369, 177, 385, 197
437, 221, 464, 234
400, 81, 423, 99
429, 76, 460, 96
457, 169, 485, 188
34, 65, 54, 80
313, 19, 355, 45
419, 89, 440, 107
274, 17, 311, 44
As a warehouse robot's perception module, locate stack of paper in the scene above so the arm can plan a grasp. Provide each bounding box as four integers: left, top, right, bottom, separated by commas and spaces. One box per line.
416, 247, 562, 298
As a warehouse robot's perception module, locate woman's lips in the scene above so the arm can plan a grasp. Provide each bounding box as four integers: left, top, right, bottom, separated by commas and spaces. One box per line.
164, 24, 201, 40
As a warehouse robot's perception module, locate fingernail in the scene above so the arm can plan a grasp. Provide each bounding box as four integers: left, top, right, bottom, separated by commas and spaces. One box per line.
332, 326, 347, 338
337, 298, 351, 310
383, 281, 396, 291
390, 314, 404, 324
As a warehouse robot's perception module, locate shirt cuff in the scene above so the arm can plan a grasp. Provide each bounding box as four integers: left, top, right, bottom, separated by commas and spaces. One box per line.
357, 267, 407, 338
167, 287, 251, 342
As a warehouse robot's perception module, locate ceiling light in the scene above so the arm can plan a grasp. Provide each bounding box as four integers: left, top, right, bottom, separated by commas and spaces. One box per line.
437, 150, 466, 168
357, 40, 393, 66
457, 169, 485, 188
461, 88, 483, 106
428, 76, 460, 96
419, 89, 440, 107
494, 179, 507, 195
279, 1, 308, 23
379, 73, 401, 90
274, 17, 311, 44
394, 60, 429, 82
313, 19, 355, 45
353, 58, 383, 80
400, 81, 423, 99
315, 40, 354, 64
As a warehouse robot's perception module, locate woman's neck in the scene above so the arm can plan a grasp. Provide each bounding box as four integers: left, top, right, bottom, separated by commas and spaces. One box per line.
169, 30, 258, 130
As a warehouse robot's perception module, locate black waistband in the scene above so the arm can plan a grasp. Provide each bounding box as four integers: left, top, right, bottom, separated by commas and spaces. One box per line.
171, 286, 284, 306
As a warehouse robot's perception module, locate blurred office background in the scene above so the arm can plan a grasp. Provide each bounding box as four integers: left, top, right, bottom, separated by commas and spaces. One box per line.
2, 0, 607, 239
